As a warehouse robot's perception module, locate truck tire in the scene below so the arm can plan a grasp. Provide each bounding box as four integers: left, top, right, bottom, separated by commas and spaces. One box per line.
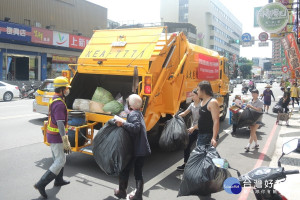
220, 96, 229, 121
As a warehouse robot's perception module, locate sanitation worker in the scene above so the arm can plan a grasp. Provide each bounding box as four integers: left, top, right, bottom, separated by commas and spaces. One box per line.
114, 94, 151, 200
34, 76, 72, 199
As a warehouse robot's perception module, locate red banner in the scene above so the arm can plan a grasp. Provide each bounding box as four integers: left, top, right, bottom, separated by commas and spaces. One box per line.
281, 33, 300, 78
196, 53, 219, 80
31, 27, 53, 45
69, 34, 90, 49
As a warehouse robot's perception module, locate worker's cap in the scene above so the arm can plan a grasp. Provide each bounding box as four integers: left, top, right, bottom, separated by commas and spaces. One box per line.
53, 76, 71, 88
265, 84, 272, 88
251, 89, 259, 94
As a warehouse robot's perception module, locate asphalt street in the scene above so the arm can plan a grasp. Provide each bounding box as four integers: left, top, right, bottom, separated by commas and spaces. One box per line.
0, 83, 287, 200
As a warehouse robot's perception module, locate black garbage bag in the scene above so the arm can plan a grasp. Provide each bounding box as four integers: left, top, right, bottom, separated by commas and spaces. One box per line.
237, 108, 263, 128
159, 115, 189, 152
272, 104, 283, 113
178, 146, 231, 196
92, 119, 133, 176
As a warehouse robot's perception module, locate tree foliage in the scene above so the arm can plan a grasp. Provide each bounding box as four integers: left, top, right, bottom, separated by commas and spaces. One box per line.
239, 57, 253, 79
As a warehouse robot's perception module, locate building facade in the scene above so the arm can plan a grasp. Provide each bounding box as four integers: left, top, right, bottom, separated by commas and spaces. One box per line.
160, 0, 242, 59
0, 0, 107, 81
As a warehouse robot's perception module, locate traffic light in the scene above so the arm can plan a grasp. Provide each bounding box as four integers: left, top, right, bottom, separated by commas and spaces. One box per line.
229, 39, 240, 44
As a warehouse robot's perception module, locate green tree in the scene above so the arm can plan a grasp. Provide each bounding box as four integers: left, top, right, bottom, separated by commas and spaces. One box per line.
238, 57, 253, 79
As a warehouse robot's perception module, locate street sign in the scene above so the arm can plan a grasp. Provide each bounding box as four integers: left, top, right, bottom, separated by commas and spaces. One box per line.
242, 42, 252, 47
282, 66, 288, 73
259, 32, 268, 41
242, 33, 252, 42
258, 42, 269, 47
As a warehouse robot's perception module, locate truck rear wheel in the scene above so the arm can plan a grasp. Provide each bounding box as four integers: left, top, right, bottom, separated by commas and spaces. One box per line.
220, 96, 228, 121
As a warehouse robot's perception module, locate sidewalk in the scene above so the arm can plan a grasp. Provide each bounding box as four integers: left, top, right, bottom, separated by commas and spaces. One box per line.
269, 106, 300, 200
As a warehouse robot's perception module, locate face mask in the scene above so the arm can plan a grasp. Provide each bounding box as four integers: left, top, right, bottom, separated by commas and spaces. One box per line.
64, 89, 70, 96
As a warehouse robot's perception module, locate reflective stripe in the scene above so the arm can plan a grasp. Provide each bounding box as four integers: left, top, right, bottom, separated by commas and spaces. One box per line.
47, 97, 68, 134
54, 82, 70, 87
47, 125, 68, 133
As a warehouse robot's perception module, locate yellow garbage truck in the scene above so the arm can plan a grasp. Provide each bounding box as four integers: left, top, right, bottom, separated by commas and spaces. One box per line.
43, 27, 230, 154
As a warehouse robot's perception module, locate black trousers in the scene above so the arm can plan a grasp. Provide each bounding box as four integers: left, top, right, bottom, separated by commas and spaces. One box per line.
120, 156, 145, 181
183, 129, 198, 163
291, 97, 299, 107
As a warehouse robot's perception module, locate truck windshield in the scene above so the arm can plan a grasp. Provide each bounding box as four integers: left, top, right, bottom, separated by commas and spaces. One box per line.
39, 81, 54, 92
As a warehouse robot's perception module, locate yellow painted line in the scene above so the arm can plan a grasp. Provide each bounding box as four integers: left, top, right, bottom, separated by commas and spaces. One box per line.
0, 113, 41, 120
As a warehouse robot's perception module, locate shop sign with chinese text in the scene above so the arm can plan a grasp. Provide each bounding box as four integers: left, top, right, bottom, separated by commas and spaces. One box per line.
0, 21, 31, 42
257, 2, 289, 33
196, 53, 219, 80
69, 34, 90, 49
31, 27, 53, 45
281, 33, 300, 77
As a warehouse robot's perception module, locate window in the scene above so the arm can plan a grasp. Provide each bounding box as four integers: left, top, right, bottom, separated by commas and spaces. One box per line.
24, 19, 30, 26
39, 81, 55, 92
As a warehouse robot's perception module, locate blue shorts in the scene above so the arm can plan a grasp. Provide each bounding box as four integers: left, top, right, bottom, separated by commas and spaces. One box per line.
197, 133, 213, 147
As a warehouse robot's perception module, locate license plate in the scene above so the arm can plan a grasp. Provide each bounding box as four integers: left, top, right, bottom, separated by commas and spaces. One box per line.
42, 97, 49, 103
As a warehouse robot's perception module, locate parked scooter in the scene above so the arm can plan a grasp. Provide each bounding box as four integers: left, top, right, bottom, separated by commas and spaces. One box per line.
242, 86, 248, 95
213, 138, 299, 200
19, 82, 37, 99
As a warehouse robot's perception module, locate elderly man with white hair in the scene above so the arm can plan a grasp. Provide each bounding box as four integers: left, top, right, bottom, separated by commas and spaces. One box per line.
114, 94, 151, 200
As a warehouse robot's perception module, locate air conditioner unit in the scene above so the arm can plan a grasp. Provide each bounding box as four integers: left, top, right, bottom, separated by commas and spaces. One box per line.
35, 22, 41, 28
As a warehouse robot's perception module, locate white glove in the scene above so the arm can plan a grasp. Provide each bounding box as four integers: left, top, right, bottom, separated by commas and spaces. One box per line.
62, 135, 72, 154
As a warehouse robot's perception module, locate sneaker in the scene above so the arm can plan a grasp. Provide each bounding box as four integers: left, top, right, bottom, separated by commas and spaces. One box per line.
252, 144, 259, 149
177, 164, 185, 171
245, 147, 250, 152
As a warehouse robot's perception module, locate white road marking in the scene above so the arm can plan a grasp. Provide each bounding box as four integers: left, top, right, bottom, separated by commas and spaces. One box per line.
0, 113, 41, 120
143, 159, 183, 192
0, 105, 27, 108
75, 173, 117, 189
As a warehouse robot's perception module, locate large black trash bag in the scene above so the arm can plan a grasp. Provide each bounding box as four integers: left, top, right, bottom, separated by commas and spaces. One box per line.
92, 119, 133, 176
178, 146, 231, 197
273, 98, 284, 113
159, 115, 189, 152
272, 104, 283, 113
237, 108, 263, 128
